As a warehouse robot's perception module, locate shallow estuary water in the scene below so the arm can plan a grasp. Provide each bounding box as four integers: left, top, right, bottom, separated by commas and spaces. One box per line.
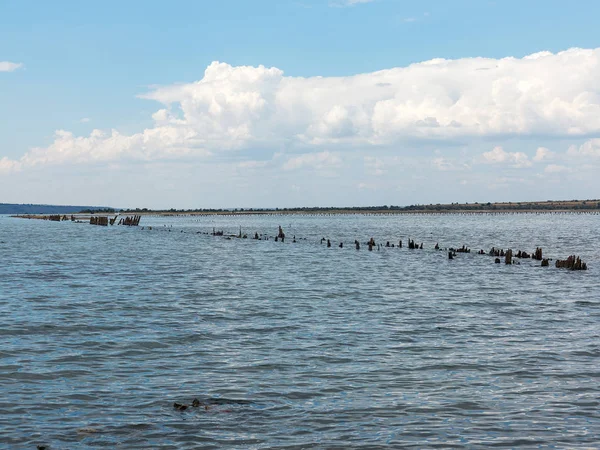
1, 213, 599, 449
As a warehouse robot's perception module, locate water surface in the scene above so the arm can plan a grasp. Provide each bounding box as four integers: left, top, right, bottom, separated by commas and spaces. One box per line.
1, 213, 599, 448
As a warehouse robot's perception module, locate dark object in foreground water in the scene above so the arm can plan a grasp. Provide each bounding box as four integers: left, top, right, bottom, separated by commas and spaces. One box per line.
495, 258, 501, 264
555, 255, 587, 270
173, 402, 188, 411
448, 251, 453, 260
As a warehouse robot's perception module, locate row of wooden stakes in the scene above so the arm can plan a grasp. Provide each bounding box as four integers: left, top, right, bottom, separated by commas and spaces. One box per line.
206, 226, 590, 271
88, 215, 141, 226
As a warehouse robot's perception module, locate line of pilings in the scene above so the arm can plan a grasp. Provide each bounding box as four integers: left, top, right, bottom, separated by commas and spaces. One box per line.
11, 214, 142, 227
186, 225, 588, 271
9, 214, 591, 271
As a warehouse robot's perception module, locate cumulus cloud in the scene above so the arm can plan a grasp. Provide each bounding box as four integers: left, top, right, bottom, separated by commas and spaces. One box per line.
533, 146, 554, 162
567, 138, 600, 158
482, 146, 531, 168
0, 61, 23, 72
0, 157, 22, 173
18, 127, 210, 168
4, 47, 600, 172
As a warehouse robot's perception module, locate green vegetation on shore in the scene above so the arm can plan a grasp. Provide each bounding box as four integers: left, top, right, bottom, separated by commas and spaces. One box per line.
121, 199, 600, 215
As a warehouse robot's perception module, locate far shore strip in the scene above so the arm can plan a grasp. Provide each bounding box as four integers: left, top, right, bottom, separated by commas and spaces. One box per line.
10, 199, 600, 217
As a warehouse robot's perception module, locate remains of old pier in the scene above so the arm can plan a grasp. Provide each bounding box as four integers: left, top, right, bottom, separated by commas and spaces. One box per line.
10, 214, 592, 273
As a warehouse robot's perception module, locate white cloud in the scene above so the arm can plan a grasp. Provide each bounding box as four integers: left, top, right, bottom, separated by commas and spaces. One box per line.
0, 157, 22, 173
533, 146, 554, 162
567, 138, 600, 158
80, 117, 91, 123
18, 127, 210, 168
482, 146, 531, 168
0, 61, 23, 72
4, 47, 600, 172
283, 151, 342, 171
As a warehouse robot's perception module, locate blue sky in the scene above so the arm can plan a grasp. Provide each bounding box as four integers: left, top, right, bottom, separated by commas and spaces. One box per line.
1, 0, 600, 208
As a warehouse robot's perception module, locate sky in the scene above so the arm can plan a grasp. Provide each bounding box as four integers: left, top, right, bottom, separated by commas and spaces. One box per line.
1, 0, 599, 209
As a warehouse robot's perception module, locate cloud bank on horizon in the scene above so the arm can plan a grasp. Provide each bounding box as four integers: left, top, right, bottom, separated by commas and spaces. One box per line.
1, 47, 600, 207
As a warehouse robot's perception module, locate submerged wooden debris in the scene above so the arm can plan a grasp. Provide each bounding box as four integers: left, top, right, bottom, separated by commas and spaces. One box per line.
118, 215, 141, 226
555, 255, 588, 271
90, 216, 109, 226
11, 216, 591, 272
206, 227, 592, 272
12, 213, 141, 227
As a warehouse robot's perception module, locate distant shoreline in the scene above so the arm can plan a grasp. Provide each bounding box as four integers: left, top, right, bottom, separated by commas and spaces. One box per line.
7, 199, 600, 217
137, 209, 599, 216
121, 199, 600, 216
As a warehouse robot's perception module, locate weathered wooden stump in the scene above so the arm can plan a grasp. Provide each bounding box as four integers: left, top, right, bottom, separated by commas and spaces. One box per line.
120, 215, 141, 227
555, 255, 588, 271
505, 249, 513, 265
